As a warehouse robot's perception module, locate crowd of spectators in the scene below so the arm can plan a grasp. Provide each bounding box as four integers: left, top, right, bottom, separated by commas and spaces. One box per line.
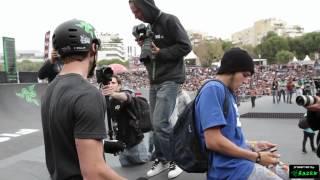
113, 64, 317, 100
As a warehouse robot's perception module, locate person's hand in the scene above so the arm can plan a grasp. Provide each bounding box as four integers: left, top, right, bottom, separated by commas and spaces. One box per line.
50, 49, 60, 64
306, 96, 320, 111
135, 39, 143, 47
151, 42, 160, 55
254, 141, 277, 152
101, 85, 114, 97
258, 151, 280, 167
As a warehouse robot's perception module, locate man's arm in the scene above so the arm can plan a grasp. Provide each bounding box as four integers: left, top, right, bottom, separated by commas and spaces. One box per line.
110, 92, 129, 102
306, 96, 320, 112
38, 60, 56, 80
155, 15, 192, 61
204, 127, 279, 166
75, 138, 126, 180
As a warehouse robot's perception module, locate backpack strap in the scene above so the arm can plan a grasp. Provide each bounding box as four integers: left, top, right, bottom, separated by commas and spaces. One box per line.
196, 79, 229, 118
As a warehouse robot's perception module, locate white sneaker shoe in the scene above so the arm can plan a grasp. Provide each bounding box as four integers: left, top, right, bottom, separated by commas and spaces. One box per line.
146, 159, 169, 177
168, 161, 183, 179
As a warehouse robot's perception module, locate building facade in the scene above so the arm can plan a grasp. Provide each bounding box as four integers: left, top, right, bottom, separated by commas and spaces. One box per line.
232, 18, 304, 46
97, 32, 126, 62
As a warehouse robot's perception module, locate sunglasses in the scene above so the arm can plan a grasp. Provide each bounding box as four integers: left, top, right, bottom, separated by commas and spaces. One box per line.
242, 72, 252, 78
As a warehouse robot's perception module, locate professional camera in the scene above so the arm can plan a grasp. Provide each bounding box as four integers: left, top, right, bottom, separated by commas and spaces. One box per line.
103, 139, 126, 155
314, 78, 320, 95
296, 95, 318, 106
132, 23, 154, 62
96, 66, 113, 85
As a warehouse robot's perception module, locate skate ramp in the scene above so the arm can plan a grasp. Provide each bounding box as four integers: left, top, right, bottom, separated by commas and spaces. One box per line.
0, 85, 318, 179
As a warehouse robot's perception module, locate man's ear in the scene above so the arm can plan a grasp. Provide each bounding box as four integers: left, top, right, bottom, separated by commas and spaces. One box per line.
90, 43, 98, 56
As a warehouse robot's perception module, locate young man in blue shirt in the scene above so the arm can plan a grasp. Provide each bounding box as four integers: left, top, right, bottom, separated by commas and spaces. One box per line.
195, 48, 289, 180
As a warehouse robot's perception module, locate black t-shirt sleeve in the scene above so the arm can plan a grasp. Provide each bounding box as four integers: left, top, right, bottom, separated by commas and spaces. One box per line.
38, 61, 58, 81
73, 89, 107, 139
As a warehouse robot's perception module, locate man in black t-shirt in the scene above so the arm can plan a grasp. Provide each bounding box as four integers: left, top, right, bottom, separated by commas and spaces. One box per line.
41, 19, 125, 180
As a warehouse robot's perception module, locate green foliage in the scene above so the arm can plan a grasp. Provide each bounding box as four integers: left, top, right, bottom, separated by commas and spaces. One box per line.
17, 60, 44, 72
239, 44, 258, 58
275, 50, 294, 64
194, 39, 224, 67
287, 37, 306, 60
256, 34, 289, 64
221, 40, 234, 52
97, 59, 129, 67
302, 32, 320, 53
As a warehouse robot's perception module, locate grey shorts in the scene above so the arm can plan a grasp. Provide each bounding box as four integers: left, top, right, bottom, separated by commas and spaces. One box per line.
248, 163, 289, 180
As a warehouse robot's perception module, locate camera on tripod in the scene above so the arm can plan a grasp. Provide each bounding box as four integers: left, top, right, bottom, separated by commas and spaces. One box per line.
96, 66, 114, 85
132, 23, 154, 62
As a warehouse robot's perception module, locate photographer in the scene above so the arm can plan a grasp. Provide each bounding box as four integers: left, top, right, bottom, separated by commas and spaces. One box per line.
101, 75, 150, 167
41, 19, 125, 180
129, 0, 192, 178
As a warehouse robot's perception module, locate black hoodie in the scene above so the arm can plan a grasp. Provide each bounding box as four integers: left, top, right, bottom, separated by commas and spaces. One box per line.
132, 0, 192, 84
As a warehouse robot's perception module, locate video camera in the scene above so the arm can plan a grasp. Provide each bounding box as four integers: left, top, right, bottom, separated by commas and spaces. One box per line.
132, 23, 154, 62
103, 139, 126, 155
96, 66, 113, 85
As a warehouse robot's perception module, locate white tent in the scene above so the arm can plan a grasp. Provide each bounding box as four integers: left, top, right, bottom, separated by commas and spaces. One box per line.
301, 55, 314, 65
288, 56, 300, 65
292, 56, 298, 62
184, 50, 200, 66
304, 55, 311, 61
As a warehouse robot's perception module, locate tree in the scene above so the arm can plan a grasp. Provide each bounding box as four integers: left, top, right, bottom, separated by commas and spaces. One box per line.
287, 37, 307, 60
256, 33, 289, 64
17, 60, 43, 72
240, 44, 258, 58
275, 50, 294, 64
302, 32, 320, 54
221, 40, 233, 52
193, 39, 224, 67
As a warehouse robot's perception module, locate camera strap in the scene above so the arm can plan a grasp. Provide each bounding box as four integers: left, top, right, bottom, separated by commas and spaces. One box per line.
105, 96, 114, 140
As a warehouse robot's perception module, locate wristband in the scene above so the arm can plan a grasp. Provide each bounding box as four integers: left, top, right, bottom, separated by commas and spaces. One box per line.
255, 152, 261, 163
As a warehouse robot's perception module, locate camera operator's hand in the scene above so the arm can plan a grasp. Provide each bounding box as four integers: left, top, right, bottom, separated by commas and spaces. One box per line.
101, 84, 116, 97
258, 151, 280, 167
135, 39, 143, 47
50, 49, 60, 64
151, 42, 160, 55
306, 96, 320, 112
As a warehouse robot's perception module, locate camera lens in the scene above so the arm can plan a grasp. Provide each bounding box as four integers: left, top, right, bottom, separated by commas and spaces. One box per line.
296, 96, 306, 106
296, 95, 317, 106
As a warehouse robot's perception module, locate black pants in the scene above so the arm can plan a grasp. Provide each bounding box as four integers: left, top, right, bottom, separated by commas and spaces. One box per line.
251, 96, 256, 108
278, 90, 286, 102
302, 131, 316, 151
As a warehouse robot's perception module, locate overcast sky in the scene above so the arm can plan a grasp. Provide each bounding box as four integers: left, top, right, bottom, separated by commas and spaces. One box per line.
0, 0, 319, 52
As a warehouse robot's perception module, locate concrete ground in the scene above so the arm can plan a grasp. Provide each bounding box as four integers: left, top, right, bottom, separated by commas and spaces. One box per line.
0, 84, 318, 180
